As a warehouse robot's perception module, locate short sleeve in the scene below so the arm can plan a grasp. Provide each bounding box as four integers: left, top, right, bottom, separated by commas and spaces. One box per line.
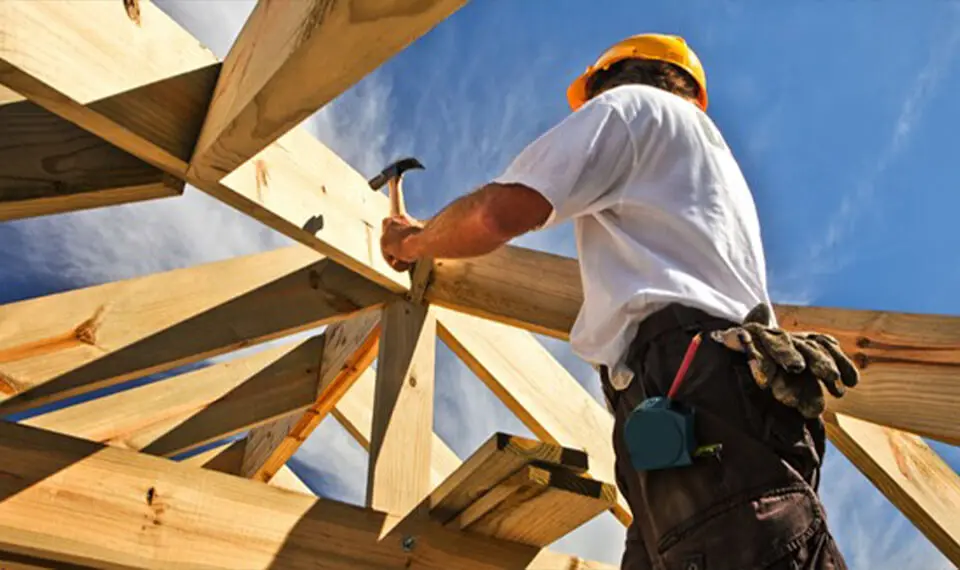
492, 96, 635, 227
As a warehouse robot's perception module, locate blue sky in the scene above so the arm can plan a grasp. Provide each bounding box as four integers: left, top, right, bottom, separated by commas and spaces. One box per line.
2, 1, 959, 568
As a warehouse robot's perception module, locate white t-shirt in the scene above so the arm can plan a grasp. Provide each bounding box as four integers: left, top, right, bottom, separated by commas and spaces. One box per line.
493, 84, 773, 389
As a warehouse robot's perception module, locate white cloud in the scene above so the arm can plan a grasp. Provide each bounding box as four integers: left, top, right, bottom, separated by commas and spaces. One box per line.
289, 416, 369, 505
802, 12, 960, 278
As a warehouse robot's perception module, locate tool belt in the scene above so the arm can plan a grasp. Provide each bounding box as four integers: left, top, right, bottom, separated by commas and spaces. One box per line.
607, 302, 860, 476
612, 302, 861, 420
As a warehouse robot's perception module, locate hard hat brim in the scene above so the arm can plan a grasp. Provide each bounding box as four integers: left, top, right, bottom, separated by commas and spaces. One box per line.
567, 72, 590, 112
566, 34, 709, 112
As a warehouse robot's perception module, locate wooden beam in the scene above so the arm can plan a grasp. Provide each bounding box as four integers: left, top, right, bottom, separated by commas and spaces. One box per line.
427, 247, 960, 444
22, 336, 324, 457
824, 413, 960, 565
0, 84, 23, 104
429, 433, 588, 525
0, 0, 410, 292
426, 246, 582, 339
180, 439, 246, 475
188, 0, 468, 184
778, 305, 960, 446
0, 421, 611, 570
0, 0, 219, 176
188, 439, 315, 494
446, 463, 617, 547
333, 367, 462, 488
368, 301, 436, 520
270, 464, 315, 495
0, 246, 392, 413
0, 99, 182, 221
241, 312, 382, 482
436, 306, 630, 526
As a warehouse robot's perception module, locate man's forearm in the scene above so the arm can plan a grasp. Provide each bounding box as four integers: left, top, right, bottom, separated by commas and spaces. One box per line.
400, 182, 551, 260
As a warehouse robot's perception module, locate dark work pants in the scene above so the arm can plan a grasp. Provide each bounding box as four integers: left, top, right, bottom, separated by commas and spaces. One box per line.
602, 304, 848, 570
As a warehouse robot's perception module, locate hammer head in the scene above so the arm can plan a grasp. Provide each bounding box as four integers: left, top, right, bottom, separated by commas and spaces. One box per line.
368, 157, 424, 190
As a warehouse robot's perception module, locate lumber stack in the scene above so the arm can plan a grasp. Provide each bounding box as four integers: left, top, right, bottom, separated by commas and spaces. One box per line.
431, 433, 616, 547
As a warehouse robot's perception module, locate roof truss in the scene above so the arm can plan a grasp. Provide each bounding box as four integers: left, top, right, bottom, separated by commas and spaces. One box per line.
1, 0, 958, 567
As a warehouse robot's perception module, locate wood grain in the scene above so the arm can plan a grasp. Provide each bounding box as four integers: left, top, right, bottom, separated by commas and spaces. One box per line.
0, 99, 181, 220
429, 432, 589, 525
0, 421, 608, 570
333, 367, 462, 488
189, 0, 468, 184
825, 413, 960, 565
456, 464, 617, 547
436, 306, 630, 525
23, 336, 324, 457
179, 439, 246, 475
368, 301, 436, 519
0, 0, 218, 175
426, 245, 583, 340
1, 0, 409, 292
241, 311, 382, 482
0, 246, 392, 413
427, 247, 960, 445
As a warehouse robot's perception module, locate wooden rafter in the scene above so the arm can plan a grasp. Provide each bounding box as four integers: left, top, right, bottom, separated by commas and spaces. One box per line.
369, 301, 437, 521
779, 305, 960, 446
21, 336, 325, 457
0, 0, 219, 176
188, 0, 469, 185
436, 306, 631, 525
825, 413, 960, 564
0, 99, 182, 221
0, 421, 614, 570
267, 464, 315, 495
0, 246, 392, 413
425, 247, 960, 443
180, 439, 246, 474
185, 440, 314, 495
334, 367, 462, 488
427, 247, 582, 339
0, 0, 412, 292
241, 312, 382, 482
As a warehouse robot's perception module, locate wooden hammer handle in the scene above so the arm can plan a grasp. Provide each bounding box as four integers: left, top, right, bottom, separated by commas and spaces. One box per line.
387, 177, 406, 218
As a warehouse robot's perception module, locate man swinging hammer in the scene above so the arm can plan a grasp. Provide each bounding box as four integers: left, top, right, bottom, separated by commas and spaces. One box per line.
380, 33, 858, 569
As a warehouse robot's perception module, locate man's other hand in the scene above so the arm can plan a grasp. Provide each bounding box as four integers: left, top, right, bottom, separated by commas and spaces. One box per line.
380, 215, 423, 272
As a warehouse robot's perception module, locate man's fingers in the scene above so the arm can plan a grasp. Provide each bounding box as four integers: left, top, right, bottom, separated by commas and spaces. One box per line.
383, 254, 410, 272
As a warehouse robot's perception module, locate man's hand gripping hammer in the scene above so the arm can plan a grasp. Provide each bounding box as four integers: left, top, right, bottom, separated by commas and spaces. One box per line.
368, 157, 424, 218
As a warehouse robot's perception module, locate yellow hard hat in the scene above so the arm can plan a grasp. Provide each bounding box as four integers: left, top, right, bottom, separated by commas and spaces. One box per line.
567, 33, 708, 112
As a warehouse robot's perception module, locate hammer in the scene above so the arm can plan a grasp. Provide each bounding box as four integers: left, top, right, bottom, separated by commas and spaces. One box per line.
369, 157, 432, 301
368, 157, 424, 218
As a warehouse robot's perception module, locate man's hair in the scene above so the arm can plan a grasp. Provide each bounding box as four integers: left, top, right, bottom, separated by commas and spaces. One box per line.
584, 58, 700, 102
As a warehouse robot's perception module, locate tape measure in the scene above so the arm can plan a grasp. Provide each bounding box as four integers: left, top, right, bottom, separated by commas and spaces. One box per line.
623, 333, 722, 471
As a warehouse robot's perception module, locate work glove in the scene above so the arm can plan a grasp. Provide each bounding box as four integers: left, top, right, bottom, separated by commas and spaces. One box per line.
709, 303, 860, 419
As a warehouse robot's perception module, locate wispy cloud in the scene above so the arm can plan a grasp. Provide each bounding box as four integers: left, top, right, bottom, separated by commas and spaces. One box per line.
800, 11, 960, 285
